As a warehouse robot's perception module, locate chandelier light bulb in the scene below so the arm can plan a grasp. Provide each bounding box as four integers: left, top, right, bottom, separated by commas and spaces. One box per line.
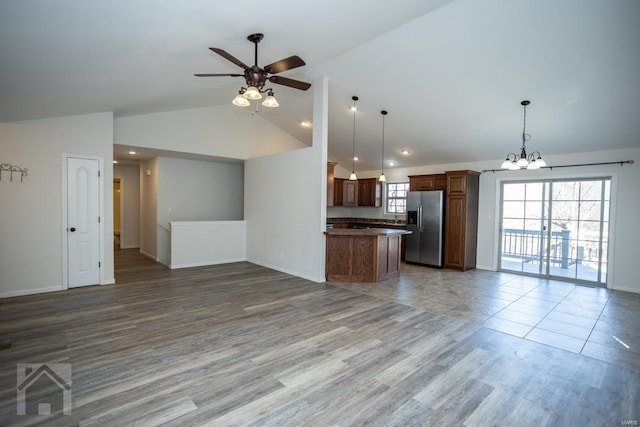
232, 92, 250, 107
517, 157, 529, 168
261, 91, 279, 107
243, 86, 262, 100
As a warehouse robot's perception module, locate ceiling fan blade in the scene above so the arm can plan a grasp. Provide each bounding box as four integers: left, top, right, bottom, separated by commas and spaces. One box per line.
209, 47, 249, 69
268, 75, 311, 91
264, 55, 306, 74
194, 73, 244, 77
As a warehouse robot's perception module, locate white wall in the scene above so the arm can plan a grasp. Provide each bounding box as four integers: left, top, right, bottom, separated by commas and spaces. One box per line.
156, 156, 244, 265
0, 112, 114, 297
139, 157, 158, 260
244, 77, 329, 282
114, 164, 140, 249
115, 105, 306, 160
348, 146, 640, 293
169, 221, 247, 269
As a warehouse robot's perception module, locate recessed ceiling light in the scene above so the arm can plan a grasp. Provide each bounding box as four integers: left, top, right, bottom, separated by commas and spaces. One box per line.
300, 120, 311, 127
129, 151, 136, 155
401, 150, 409, 155
113, 160, 118, 164
387, 160, 396, 166
353, 156, 359, 161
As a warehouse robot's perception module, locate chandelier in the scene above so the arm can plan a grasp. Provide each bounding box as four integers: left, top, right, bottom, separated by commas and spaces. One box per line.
500, 100, 547, 170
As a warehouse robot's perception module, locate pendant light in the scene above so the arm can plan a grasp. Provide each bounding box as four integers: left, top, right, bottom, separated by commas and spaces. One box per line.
500, 100, 547, 170
379, 110, 388, 182
349, 96, 358, 181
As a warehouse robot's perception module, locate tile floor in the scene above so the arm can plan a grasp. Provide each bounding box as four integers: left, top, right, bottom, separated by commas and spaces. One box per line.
330, 263, 640, 372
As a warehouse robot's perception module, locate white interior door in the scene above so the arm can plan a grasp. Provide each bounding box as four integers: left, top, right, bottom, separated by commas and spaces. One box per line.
67, 157, 101, 288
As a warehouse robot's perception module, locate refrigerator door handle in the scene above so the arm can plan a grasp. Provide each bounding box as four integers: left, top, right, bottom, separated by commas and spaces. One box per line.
418, 205, 423, 232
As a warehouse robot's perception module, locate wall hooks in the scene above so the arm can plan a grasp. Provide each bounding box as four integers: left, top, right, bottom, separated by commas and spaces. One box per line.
0, 163, 28, 182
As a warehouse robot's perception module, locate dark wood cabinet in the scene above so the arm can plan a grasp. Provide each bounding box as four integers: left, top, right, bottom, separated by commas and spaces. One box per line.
357, 178, 382, 207
325, 229, 409, 282
343, 180, 358, 206
327, 162, 337, 206
408, 174, 447, 191
333, 178, 344, 206
444, 170, 480, 271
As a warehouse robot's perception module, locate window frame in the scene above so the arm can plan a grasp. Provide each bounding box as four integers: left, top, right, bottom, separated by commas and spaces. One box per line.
384, 182, 410, 215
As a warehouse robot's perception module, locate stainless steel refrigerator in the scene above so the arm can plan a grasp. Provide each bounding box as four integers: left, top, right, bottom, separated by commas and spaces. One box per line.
405, 190, 445, 267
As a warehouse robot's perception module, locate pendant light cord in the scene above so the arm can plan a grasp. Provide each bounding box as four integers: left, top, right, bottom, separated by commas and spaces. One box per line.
352, 97, 358, 174
521, 101, 531, 149
381, 111, 387, 173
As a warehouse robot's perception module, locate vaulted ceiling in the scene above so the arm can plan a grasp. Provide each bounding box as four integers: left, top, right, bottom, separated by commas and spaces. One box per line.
2, 0, 639, 172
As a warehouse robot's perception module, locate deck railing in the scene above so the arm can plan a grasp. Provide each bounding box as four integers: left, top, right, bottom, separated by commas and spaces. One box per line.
501, 228, 570, 268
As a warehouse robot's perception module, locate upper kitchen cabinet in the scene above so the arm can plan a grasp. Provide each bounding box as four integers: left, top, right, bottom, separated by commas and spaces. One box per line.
327, 162, 381, 208
343, 180, 358, 206
444, 170, 480, 271
357, 178, 382, 207
327, 162, 337, 206
408, 174, 447, 191
334, 178, 345, 206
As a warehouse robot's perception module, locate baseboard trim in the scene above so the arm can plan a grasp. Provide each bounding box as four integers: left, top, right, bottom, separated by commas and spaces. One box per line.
247, 259, 325, 283
139, 250, 158, 262
170, 258, 246, 270
611, 284, 640, 294
119, 244, 140, 250
1, 285, 64, 299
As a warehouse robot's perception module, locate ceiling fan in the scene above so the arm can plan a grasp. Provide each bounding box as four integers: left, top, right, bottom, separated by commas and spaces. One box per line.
195, 33, 311, 107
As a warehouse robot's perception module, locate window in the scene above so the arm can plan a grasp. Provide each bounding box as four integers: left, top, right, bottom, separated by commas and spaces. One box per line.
385, 182, 410, 214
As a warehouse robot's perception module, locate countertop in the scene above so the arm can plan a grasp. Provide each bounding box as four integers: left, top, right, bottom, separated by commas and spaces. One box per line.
325, 228, 411, 236
326, 218, 407, 229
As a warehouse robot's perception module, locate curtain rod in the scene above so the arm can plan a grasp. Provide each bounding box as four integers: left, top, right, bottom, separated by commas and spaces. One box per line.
482, 159, 634, 174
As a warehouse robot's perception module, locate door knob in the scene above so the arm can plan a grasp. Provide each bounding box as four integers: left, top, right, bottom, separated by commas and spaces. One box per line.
69, 227, 76, 232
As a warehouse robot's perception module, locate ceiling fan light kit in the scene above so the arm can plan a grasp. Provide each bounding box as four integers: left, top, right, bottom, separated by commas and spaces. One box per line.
261, 90, 279, 108
501, 100, 547, 170
232, 90, 250, 107
195, 33, 311, 110
243, 86, 262, 100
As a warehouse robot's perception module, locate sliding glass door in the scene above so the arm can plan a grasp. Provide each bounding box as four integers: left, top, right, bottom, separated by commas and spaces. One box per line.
499, 178, 611, 285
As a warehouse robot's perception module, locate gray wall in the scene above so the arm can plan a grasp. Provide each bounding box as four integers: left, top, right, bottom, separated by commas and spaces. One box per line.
156, 156, 244, 265
0, 112, 114, 297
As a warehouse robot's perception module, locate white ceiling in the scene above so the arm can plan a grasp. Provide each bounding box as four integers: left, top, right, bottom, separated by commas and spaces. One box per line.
2, 0, 639, 172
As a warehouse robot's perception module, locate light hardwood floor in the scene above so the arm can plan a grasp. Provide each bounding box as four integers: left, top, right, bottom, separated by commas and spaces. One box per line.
0, 249, 638, 426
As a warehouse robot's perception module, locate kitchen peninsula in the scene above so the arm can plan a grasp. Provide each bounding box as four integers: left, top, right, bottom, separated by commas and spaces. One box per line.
325, 227, 411, 283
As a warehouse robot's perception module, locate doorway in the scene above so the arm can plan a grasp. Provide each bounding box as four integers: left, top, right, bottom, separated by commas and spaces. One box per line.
498, 178, 611, 286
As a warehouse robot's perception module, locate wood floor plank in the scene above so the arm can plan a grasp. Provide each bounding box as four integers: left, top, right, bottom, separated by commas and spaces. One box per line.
0, 249, 638, 426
